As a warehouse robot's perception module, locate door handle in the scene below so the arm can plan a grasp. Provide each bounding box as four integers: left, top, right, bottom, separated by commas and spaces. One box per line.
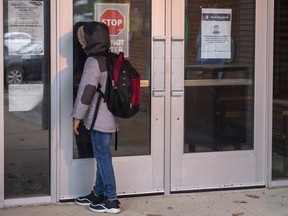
171, 90, 184, 97
153, 90, 166, 97
152, 36, 166, 97
171, 37, 184, 97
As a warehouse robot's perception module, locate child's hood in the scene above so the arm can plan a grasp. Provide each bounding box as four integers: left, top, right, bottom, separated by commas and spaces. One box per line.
76, 21, 110, 56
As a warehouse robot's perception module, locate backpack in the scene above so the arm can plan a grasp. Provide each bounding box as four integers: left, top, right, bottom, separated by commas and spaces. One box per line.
89, 51, 140, 134
89, 51, 140, 150
104, 51, 140, 118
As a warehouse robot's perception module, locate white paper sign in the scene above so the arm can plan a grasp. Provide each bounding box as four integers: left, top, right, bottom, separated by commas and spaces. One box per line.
7, 0, 44, 55
201, 8, 232, 59
9, 84, 44, 112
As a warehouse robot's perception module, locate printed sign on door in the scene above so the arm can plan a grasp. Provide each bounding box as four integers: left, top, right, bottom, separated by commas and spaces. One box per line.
95, 3, 130, 57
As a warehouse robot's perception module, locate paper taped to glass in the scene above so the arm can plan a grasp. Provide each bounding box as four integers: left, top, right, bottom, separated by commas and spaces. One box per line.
8, 84, 44, 112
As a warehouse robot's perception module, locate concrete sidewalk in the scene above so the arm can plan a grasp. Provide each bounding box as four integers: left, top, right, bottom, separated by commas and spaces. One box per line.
1, 187, 288, 216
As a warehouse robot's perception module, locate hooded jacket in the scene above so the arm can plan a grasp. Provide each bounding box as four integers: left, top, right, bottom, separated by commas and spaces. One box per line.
72, 22, 117, 133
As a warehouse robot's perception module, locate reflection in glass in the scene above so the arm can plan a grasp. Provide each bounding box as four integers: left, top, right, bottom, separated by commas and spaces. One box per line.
3, 0, 50, 198
272, 0, 288, 180
73, 0, 151, 158
184, 0, 255, 153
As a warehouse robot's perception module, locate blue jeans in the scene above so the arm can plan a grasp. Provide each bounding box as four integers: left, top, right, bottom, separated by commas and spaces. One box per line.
90, 130, 117, 200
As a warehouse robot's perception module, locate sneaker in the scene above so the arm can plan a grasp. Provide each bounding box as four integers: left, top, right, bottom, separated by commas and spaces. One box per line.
89, 199, 121, 214
75, 191, 103, 206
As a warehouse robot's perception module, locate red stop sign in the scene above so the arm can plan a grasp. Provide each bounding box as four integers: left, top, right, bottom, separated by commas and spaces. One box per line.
100, 9, 125, 36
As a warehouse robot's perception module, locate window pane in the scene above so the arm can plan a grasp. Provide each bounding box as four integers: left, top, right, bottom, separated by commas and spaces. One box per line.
184, 1, 255, 153
73, 0, 151, 158
3, 0, 50, 198
272, 0, 288, 180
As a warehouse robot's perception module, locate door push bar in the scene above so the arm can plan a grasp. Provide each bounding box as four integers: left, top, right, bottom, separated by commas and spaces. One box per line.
171, 37, 184, 97
152, 36, 166, 97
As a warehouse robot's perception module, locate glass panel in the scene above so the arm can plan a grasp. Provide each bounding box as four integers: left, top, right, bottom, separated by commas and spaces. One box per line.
184, 0, 255, 153
73, 0, 151, 158
3, 0, 50, 198
272, 0, 288, 180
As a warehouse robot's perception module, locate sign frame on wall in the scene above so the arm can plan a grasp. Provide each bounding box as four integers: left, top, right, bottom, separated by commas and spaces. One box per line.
94, 3, 130, 57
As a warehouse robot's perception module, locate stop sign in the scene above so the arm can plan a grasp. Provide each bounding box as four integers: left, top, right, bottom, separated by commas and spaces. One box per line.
100, 9, 125, 36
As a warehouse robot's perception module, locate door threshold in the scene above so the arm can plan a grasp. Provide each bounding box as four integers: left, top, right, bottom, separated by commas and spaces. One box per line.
170, 185, 266, 194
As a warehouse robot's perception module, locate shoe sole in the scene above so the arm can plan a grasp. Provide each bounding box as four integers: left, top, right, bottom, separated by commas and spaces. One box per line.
75, 200, 91, 206
89, 206, 121, 214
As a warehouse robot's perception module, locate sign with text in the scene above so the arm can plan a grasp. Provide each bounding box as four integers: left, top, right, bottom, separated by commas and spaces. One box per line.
7, 0, 44, 55
9, 84, 43, 112
201, 8, 232, 59
95, 3, 130, 57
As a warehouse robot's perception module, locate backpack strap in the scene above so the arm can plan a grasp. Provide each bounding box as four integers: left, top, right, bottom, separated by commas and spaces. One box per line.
115, 131, 118, 151
89, 84, 104, 134
89, 84, 118, 151
88, 50, 109, 57
89, 52, 120, 151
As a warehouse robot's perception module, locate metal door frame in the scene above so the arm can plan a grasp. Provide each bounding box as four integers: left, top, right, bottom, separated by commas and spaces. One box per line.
169, 0, 268, 192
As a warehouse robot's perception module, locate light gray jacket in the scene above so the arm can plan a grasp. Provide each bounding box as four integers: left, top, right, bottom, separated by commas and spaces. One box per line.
72, 57, 116, 133
72, 22, 116, 133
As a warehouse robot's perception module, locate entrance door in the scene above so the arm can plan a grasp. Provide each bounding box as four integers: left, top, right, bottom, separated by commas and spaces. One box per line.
170, 0, 266, 191
58, 0, 267, 199
58, 0, 165, 199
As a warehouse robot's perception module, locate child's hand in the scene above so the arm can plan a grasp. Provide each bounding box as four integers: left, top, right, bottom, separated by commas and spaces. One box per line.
73, 119, 81, 135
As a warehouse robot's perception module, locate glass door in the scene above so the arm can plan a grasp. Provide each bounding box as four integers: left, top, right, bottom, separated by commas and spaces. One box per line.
59, 0, 267, 199
272, 0, 288, 182
58, 0, 165, 199
170, 0, 266, 191
2, 0, 51, 202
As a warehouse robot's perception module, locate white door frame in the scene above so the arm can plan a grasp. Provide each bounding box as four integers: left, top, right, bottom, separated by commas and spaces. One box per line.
170, 0, 268, 191
58, 0, 165, 199
0, 0, 56, 207
267, 0, 288, 188
0, 0, 4, 208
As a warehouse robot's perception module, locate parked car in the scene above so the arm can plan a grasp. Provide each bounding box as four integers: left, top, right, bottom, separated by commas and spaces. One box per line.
4, 32, 32, 54
4, 41, 43, 85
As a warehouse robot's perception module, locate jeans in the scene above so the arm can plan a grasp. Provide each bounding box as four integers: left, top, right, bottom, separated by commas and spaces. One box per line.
90, 130, 117, 200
